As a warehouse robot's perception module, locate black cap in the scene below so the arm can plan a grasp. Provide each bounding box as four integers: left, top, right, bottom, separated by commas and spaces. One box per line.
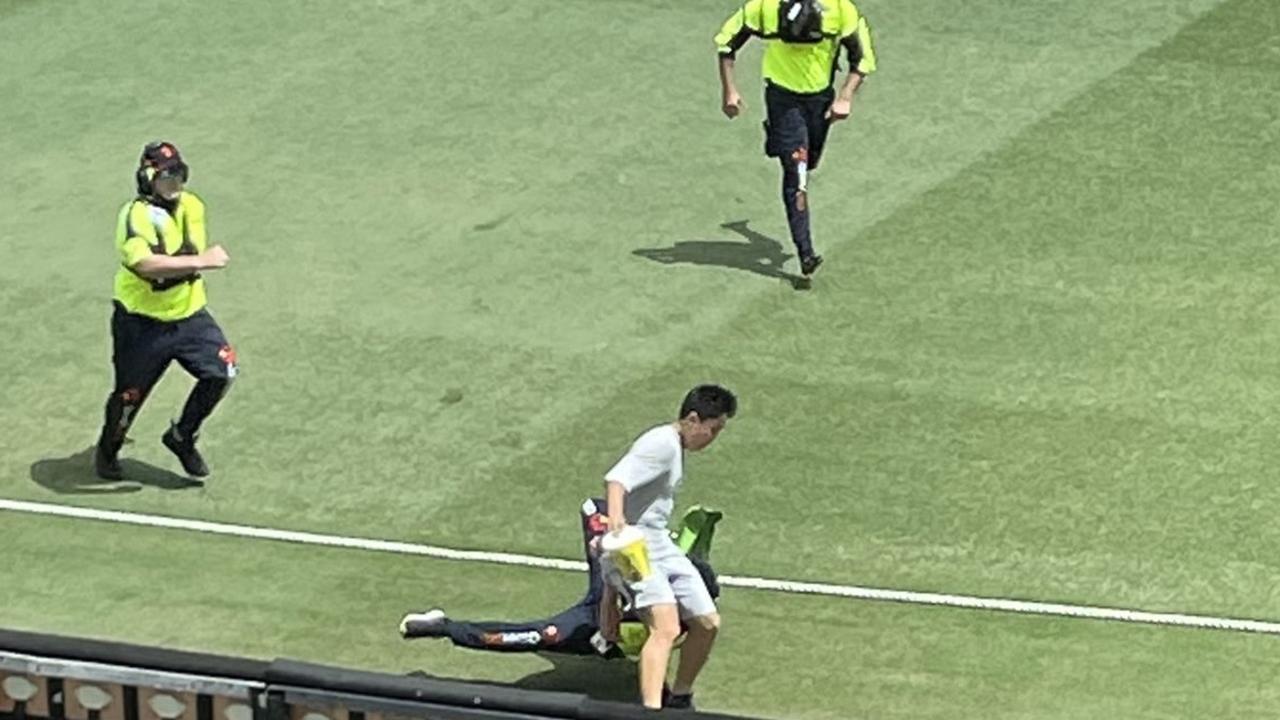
140, 141, 188, 179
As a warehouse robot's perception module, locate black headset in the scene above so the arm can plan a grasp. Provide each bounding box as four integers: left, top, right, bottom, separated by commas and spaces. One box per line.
767, 0, 834, 44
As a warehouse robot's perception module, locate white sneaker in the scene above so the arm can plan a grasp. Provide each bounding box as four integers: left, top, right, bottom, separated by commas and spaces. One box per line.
399, 608, 447, 638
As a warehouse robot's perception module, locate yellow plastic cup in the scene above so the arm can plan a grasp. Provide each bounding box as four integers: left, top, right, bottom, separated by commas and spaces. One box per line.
602, 526, 651, 582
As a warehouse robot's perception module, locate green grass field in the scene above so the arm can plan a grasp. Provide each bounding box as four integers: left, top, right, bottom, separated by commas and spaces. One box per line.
3, 0, 1280, 717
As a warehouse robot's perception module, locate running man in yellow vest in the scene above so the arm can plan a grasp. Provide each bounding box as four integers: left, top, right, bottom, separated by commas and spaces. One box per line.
715, 0, 877, 280
94, 141, 237, 481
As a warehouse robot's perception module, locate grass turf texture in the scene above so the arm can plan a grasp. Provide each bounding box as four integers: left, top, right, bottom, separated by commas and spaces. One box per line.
2, 0, 1279, 717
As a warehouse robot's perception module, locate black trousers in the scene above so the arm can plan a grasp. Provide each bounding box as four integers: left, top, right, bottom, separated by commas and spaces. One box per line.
429, 499, 630, 657
441, 603, 601, 655
764, 82, 835, 259
98, 302, 237, 454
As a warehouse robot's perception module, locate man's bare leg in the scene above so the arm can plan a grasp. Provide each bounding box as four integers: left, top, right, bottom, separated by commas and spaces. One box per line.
671, 612, 720, 695
639, 604, 681, 708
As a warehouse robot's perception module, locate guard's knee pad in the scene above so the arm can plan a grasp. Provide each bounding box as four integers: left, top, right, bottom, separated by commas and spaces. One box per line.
115, 386, 146, 420
118, 386, 143, 406
103, 386, 146, 444
790, 147, 809, 193
782, 146, 810, 193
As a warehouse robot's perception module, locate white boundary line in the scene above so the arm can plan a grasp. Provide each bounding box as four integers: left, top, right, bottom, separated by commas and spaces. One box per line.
4, 498, 1278, 636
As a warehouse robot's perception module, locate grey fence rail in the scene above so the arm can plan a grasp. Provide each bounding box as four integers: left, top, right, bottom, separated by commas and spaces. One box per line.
0, 629, 768, 720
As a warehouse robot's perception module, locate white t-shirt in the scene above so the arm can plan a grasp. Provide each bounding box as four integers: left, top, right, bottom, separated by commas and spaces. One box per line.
604, 423, 684, 534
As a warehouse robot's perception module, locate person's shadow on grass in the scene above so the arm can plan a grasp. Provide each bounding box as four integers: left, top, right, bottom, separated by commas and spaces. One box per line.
633, 220, 809, 289
406, 652, 636, 703
512, 652, 637, 702
31, 445, 202, 495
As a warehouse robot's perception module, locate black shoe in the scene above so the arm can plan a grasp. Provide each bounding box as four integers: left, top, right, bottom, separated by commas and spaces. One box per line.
162, 424, 209, 477
94, 444, 123, 481
399, 609, 447, 639
665, 690, 695, 710
800, 253, 824, 277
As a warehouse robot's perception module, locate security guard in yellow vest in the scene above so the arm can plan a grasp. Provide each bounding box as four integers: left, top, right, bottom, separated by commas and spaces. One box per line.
715, 0, 877, 279
94, 141, 237, 481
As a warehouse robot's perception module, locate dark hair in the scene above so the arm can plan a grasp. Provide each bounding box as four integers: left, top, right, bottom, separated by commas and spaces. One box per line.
678, 384, 737, 422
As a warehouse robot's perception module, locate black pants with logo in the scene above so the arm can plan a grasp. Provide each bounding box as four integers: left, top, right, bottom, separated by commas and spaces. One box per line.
438, 603, 603, 655
764, 82, 835, 260
97, 301, 236, 457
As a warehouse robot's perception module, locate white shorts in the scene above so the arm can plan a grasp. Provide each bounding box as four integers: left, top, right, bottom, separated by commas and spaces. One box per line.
609, 531, 717, 620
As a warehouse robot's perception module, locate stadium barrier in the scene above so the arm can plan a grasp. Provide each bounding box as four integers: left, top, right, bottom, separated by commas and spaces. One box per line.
0, 629, 764, 720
